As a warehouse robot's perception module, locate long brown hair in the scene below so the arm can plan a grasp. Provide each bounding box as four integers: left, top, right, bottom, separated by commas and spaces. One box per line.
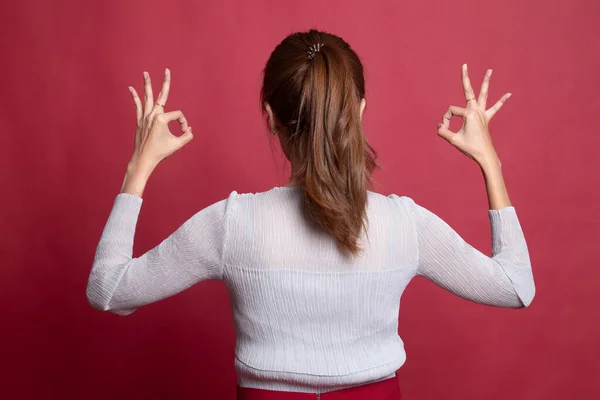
261, 29, 379, 258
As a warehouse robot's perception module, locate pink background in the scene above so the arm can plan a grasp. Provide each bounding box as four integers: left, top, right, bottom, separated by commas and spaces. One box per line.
1, 0, 598, 398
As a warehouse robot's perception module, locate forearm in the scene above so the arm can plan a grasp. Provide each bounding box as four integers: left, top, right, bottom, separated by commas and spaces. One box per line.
477, 152, 511, 210
476, 153, 534, 307
407, 193, 535, 308
87, 192, 143, 314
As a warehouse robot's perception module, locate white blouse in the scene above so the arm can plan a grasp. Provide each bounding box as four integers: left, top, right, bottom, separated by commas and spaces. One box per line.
87, 186, 535, 393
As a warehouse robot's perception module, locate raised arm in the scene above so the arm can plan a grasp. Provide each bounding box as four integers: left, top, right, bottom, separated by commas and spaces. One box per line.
404, 64, 535, 307
86, 192, 236, 315
86, 68, 237, 315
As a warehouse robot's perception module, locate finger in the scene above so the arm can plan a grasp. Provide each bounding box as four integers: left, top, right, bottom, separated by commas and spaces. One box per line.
128, 86, 143, 123
155, 68, 171, 110
478, 69, 492, 109
143, 71, 154, 117
437, 123, 456, 143
160, 110, 189, 132
486, 92, 512, 120
462, 64, 476, 104
177, 126, 194, 146
442, 105, 467, 128
168, 127, 194, 157
163, 127, 194, 162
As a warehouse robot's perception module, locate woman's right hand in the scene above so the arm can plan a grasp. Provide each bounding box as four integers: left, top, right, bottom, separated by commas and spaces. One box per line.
437, 64, 511, 165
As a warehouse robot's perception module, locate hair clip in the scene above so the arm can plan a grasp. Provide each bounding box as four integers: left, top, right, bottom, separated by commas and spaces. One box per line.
308, 43, 324, 60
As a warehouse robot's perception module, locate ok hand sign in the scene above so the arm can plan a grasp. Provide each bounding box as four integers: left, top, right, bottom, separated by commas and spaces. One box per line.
437, 64, 511, 165
127, 68, 193, 168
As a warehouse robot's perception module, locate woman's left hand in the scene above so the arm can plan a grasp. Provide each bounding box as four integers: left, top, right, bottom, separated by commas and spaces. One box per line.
127, 68, 193, 169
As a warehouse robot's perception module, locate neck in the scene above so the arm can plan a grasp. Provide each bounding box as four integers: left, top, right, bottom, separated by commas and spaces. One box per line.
285, 157, 304, 187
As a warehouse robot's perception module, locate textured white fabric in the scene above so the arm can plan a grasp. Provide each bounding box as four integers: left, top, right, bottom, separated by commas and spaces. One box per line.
87, 186, 535, 393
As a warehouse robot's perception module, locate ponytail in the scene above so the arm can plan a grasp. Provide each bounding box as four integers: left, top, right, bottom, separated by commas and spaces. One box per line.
261, 29, 378, 257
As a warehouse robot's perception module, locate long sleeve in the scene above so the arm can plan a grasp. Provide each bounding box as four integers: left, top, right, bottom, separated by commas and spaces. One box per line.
399, 195, 535, 308
86, 191, 237, 315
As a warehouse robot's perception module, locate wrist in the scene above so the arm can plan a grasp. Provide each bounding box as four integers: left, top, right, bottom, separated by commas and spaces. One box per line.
121, 158, 156, 198
476, 152, 502, 171
127, 156, 157, 176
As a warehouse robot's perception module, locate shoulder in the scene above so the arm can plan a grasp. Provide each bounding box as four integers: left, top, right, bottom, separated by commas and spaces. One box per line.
371, 191, 418, 210
187, 190, 241, 223
229, 186, 304, 204
227, 186, 290, 198
363, 191, 422, 224
208, 187, 299, 215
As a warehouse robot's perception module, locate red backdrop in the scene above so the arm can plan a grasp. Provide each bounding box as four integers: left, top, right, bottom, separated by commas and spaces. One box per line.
1, 0, 598, 399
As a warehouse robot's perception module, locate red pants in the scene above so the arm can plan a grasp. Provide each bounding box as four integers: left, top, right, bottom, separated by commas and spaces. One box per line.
236, 375, 402, 400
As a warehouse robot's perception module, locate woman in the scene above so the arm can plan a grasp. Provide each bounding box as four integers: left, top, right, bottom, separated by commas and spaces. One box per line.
87, 29, 535, 400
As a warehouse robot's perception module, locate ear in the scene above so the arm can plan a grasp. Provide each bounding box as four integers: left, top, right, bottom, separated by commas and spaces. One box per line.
264, 102, 278, 134
359, 98, 367, 121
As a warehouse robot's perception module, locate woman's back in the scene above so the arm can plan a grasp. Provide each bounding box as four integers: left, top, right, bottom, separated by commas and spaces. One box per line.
226, 187, 416, 391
